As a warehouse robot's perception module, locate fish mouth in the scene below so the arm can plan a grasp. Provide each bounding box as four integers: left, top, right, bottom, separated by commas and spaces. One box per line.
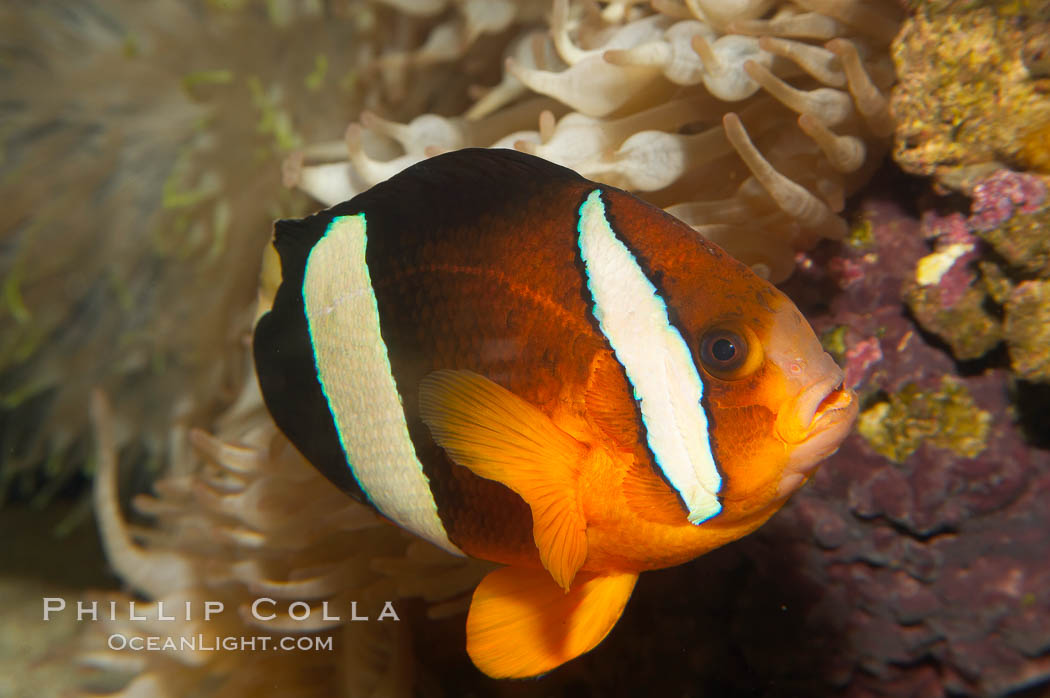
777, 372, 854, 444
774, 373, 859, 496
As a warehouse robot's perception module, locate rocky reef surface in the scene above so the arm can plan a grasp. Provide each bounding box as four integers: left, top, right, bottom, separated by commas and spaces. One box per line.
891, 0, 1050, 389
892, 0, 1050, 180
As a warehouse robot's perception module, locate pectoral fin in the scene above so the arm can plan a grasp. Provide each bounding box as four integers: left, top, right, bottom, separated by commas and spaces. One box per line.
467, 566, 638, 678
419, 369, 588, 590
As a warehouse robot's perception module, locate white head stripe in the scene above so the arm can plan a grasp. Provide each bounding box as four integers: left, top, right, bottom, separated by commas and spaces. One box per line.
303, 214, 462, 555
576, 190, 722, 524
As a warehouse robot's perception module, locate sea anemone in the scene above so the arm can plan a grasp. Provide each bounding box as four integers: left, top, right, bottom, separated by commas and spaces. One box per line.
288, 0, 901, 284
0, 0, 900, 503
0, 0, 372, 505
74, 217, 489, 696
82, 382, 490, 697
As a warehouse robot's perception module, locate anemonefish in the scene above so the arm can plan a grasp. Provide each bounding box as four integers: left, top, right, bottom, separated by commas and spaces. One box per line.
253, 148, 857, 679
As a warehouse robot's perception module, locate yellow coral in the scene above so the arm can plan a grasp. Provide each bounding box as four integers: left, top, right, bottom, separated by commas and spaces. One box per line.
1019, 115, 1050, 173
892, 6, 1050, 183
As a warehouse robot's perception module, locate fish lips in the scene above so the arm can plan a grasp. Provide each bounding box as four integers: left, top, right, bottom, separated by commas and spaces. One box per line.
774, 372, 859, 497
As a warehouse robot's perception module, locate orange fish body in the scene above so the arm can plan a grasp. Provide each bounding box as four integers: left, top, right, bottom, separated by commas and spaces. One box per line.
254, 149, 857, 678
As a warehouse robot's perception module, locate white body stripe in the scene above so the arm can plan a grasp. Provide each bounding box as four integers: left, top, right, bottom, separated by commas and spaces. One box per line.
577, 190, 722, 524
303, 214, 463, 555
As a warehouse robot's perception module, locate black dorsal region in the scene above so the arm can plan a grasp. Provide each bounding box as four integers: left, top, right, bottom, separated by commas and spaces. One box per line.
350, 147, 587, 237
253, 148, 587, 506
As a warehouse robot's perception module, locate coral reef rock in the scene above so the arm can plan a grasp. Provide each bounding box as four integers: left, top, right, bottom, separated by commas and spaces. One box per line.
1004, 280, 1050, 383
892, 0, 1050, 184
903, 169, 1050, 381
758, 192, 1050, 697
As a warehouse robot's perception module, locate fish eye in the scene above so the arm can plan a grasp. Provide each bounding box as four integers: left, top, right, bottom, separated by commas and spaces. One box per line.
698, 327, 759, 380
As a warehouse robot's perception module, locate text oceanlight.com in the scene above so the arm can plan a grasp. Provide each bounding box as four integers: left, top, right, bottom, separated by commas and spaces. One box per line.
107, 634, 334, 652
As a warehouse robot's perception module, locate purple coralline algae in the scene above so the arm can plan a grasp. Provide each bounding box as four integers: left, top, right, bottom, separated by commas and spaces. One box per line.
732, 195, 1050, 697
903, 169, 1050, 379
972, 171, 1050, 277
843, 336, 884, 391
903, 209, 1000, 361
970, 169, 1048, 230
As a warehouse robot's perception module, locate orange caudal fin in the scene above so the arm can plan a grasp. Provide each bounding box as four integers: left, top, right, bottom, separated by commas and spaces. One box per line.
419, 369, 589, 590
467, 566, 639, 678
